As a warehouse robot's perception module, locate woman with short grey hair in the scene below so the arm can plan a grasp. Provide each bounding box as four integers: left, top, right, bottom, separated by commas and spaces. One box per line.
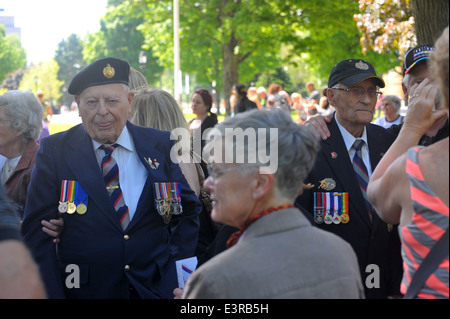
374, 95, 404, 129
177, 108, 364, 299
0, 90, 43, 217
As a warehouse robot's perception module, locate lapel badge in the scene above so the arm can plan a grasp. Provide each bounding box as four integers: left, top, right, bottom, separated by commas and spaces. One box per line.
318, 178, 336, 191
145, 157, 160, 170
331, 152, 338, 159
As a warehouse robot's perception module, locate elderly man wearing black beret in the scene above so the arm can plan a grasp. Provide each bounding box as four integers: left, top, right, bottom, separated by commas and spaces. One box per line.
22, 57, 201, 299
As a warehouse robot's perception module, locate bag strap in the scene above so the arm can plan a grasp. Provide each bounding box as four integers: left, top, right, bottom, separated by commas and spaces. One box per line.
404, 227, 449, 299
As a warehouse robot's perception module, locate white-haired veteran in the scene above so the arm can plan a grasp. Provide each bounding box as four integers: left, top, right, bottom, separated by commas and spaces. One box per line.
21, 57, 201, 299
175, 108, 364, 299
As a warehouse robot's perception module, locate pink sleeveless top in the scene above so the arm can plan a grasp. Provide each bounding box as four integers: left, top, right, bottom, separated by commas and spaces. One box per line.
400, 146, 449, 298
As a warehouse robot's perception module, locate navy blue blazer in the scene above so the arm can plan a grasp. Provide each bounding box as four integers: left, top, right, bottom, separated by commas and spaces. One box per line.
296, 117, 403, 299
22, 122, 201, 299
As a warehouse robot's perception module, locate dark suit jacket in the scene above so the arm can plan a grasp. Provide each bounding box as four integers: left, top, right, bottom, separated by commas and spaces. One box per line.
22, 122, 201, 299
296, 117, 403, 299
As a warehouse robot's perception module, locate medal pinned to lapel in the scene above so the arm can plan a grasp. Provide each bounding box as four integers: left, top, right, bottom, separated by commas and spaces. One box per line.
318, 178, 336, 191
154, 182, 183, 224
145, 157, 160, 170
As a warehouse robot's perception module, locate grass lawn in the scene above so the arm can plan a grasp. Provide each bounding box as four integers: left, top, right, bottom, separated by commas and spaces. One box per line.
48, 123, 77, 135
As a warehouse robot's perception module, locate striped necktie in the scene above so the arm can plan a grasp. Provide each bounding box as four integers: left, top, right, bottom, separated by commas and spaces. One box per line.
101, 144, 130, 230
352, 139, 373, 221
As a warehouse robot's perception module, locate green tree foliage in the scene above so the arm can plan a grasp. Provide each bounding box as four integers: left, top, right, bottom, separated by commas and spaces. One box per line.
55, 34, 86, 105
115, 0, 399, 115
82, 0, 163, 86
19, 60, 64, 104
0, 25, 26, 83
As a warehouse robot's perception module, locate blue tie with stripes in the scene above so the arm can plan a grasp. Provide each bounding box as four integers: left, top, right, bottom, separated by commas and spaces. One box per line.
352, 139, 373, 222
101, 144, 130, 230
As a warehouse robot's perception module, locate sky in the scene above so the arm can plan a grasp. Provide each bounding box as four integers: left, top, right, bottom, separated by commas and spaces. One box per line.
0, 0, 108, 65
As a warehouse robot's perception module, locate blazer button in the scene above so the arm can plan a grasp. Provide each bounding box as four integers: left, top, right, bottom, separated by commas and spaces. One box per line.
124, 235, 130, 240
124, 265, 131, 271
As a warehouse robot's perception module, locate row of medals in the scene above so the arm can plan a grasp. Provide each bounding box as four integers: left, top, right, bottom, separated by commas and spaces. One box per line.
58, 201, 87, 215
314, 210, 349, 225
156, 200, 182, 224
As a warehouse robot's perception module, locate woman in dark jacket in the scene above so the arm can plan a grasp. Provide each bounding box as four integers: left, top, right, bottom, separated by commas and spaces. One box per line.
233, 84, 257, 114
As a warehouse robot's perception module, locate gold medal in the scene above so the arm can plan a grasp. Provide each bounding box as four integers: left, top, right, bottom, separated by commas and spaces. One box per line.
77, 203, 87, 215
67, 202, 77, 214
340, 213, 350, 224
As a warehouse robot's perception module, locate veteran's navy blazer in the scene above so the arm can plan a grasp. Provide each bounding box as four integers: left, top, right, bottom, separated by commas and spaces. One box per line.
296, 116, 403, 299
22, 122, 201, 299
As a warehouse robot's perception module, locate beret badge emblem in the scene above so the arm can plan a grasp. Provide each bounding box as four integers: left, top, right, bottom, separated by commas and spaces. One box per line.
103, 64, 115, 79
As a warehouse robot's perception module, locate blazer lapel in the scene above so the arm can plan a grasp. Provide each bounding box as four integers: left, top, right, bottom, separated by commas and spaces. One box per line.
124, 122, 168, 231
63, 125, 122, 231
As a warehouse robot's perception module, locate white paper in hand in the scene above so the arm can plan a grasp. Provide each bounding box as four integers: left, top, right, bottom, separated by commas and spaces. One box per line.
175, 257, 198, 289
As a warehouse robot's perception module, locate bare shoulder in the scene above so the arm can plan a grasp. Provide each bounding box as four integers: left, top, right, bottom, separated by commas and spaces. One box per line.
417, 139, 449, 207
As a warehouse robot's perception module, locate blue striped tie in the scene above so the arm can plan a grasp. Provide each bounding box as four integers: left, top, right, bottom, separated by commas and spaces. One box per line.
352, 139, 373, 221
101, 144, 130, 230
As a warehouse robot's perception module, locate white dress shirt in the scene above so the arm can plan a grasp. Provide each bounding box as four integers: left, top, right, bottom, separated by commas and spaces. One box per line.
92, 126, 148, 220
335, 117, 373, 177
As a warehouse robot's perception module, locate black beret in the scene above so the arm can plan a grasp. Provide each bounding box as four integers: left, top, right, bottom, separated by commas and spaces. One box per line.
328, 59, 385, 88
68, 57, 130, 95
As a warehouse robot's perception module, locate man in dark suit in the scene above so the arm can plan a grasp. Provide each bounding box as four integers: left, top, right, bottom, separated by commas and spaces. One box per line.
21, 58, 201, 299
296, 59, 402, 299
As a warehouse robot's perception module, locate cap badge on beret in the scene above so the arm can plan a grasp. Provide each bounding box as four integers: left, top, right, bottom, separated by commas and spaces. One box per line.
103, 64, 116, 79
355, 60, 369, 70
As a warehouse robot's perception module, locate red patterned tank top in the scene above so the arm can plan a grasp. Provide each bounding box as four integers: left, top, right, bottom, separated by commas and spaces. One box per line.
400, 146, 449, 298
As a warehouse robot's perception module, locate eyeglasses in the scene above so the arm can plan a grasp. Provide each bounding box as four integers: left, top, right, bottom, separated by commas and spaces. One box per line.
332, 87, 382, 100
206, 164, 242, 184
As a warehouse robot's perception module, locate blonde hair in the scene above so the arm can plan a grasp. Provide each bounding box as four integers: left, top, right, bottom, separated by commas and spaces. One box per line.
129, 68, 149, 92
129, 88, 189, 151
431, 26, 449, 109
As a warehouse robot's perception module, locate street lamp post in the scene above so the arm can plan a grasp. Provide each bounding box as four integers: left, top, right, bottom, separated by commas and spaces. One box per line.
173, 0, 181, 105
139, 50, 147, 73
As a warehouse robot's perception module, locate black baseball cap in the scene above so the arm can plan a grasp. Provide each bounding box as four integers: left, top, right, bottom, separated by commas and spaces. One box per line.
68, 57, 130, 95
328, 59, 385, 88
403, 44, 435, 75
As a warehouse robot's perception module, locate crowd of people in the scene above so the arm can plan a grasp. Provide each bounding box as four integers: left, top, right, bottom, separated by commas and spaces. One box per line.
0, 26, 448, 300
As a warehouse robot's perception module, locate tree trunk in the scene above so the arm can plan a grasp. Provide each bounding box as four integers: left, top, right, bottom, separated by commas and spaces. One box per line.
411, 0, 449, 44
222, 34, 239, 117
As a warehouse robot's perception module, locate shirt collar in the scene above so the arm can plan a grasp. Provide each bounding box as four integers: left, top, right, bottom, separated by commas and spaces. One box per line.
92, 125, 134, 152
335, 116, 369, 152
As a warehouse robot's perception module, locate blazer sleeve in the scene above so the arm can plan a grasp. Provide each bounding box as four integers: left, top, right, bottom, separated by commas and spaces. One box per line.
21, 137, 65, 298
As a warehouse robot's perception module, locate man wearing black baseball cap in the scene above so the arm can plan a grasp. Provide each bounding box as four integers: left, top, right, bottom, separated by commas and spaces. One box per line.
22, 57, 201, 299
296, 58, 403, 299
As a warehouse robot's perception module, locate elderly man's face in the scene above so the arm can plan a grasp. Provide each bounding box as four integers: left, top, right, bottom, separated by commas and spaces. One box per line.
405, 63, 429, 95
76, 83, 134, 144
328, 78, 378, 133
